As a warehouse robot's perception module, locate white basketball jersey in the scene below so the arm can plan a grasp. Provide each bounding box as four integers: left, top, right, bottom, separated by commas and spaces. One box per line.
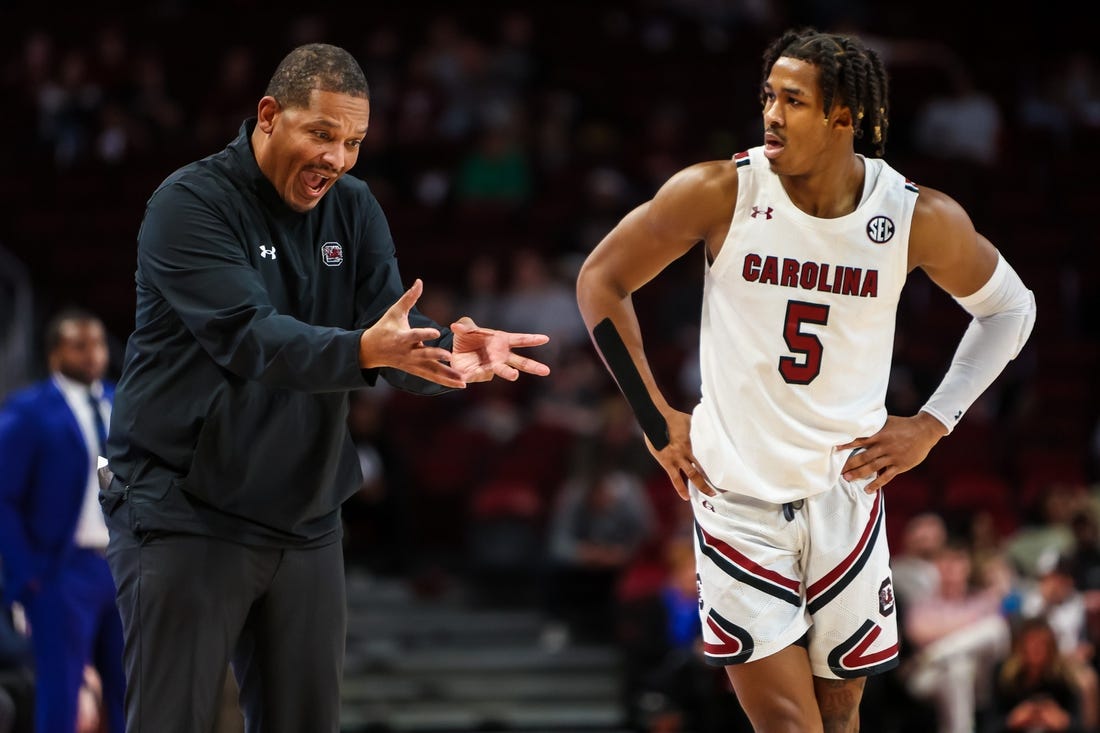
690, 146, 917, 503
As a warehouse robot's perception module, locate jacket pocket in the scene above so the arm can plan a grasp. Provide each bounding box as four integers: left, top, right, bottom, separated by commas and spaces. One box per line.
98, 475, 128, 517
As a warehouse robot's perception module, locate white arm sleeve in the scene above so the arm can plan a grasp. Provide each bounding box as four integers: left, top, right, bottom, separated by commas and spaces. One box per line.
920, 254, 1036, 433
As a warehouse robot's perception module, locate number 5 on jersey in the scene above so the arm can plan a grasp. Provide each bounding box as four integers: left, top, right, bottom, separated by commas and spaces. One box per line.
780, 300, 830, 384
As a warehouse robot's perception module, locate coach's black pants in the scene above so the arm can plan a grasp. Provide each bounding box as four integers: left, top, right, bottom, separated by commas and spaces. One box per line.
105, 525, 346, 733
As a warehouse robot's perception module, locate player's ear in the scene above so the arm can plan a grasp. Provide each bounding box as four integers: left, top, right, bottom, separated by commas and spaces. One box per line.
831, 104, 855, 133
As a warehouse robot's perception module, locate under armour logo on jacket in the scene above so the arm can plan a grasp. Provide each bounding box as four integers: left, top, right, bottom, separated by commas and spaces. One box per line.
259, 245, 277, 260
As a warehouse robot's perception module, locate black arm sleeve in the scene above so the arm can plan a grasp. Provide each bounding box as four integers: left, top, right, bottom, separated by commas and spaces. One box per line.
592, 318, 669, 450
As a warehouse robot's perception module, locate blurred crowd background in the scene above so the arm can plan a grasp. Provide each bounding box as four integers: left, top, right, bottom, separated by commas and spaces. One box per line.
2, 1, 1099, 731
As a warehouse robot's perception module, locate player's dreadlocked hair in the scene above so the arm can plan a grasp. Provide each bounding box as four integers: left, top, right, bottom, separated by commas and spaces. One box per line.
265, 43, 370, 110
761, 28, 890, 157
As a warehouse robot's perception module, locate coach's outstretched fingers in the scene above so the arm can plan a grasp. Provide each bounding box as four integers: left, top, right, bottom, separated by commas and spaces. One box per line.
358, 278, 466, 389
450, 320, 551, 383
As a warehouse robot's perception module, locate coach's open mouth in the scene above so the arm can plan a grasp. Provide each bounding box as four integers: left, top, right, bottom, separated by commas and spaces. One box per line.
302, 171, 329, 195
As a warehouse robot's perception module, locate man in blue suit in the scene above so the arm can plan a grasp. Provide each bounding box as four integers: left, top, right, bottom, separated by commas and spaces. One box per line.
0, 308, 125, 733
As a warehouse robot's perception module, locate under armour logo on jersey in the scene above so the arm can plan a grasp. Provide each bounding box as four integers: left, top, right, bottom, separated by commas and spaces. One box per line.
259, 245, 277, 260
953, 410, 963, 421
750, 205, 773, 219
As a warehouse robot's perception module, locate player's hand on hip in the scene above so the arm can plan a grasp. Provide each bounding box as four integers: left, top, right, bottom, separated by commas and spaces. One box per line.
651, 410, 717, 502
448, 318, 551, 383
359, 278, 466, 388
837, 413, 948, 492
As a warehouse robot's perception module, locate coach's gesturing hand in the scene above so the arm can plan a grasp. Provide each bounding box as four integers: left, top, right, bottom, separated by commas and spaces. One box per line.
358, 278, 466, 389
449, 318, 550, 383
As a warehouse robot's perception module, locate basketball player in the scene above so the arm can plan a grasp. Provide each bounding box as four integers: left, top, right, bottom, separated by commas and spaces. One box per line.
576, 27, 1036, 732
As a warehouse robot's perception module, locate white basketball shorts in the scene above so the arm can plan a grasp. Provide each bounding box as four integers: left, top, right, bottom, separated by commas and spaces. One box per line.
690, 476, 899, 679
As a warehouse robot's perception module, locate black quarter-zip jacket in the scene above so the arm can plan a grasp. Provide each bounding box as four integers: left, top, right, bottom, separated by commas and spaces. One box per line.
106, 118, 451, 546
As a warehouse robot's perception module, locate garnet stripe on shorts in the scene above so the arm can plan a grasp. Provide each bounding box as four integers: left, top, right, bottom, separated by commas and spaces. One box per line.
703, 608, 754, 663
827, 619, 900, 677
806, 490, 884, 614
695, 522, 801, 606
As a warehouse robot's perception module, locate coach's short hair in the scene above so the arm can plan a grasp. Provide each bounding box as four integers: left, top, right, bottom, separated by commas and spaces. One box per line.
264, 43, 369, 109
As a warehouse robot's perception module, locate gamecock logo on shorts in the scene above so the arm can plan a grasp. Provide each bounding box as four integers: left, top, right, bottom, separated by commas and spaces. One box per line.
878, 577, 895, 616
321, 242, 344, 267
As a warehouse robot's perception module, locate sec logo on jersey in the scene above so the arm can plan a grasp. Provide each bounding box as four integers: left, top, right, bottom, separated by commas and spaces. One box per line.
866, 216, 894, 244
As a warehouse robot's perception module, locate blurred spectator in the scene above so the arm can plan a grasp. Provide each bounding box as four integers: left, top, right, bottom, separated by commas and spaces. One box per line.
633, 101, 692, 192
37, 48, 101, 167
986, 616, 1086, 733
419, 14, 493, 142
1061, 52, 1100, 128
84, 25, 135, 166
95, 101, 131, 165
464, 470, 546, 606
617, 535, 748, 733
0, 308, 125, 733
0, 569, 32, 733
487, 9, 537, 99
912, 61, 1004, 167
1009, 484, 1087, 579
571, 165, 636, 253
1020, 552, 1100, 730
4, 30, 57, 159
1019, 50, 1100, 145
1024, 554, 1093, 667
598, 394, 662, 479
532, 88, 581, 179
393, 48, 445, 147
496, 247, 589, 363
1065, 508, 1100, 654
1092, 422, 1100, 486
357, 25, 402, 114
543, 458, 655, 643
87, 23, 130, 103
125, 51, 185, 154
455, 253, 505, 328
0, 245, 35, 398
454, 119, 533, 205
528, 343, 606, 437
456, 375, 525, 446
892, 511, 948, 610
195, 46, 258, 150
903, 539, 1013, 733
